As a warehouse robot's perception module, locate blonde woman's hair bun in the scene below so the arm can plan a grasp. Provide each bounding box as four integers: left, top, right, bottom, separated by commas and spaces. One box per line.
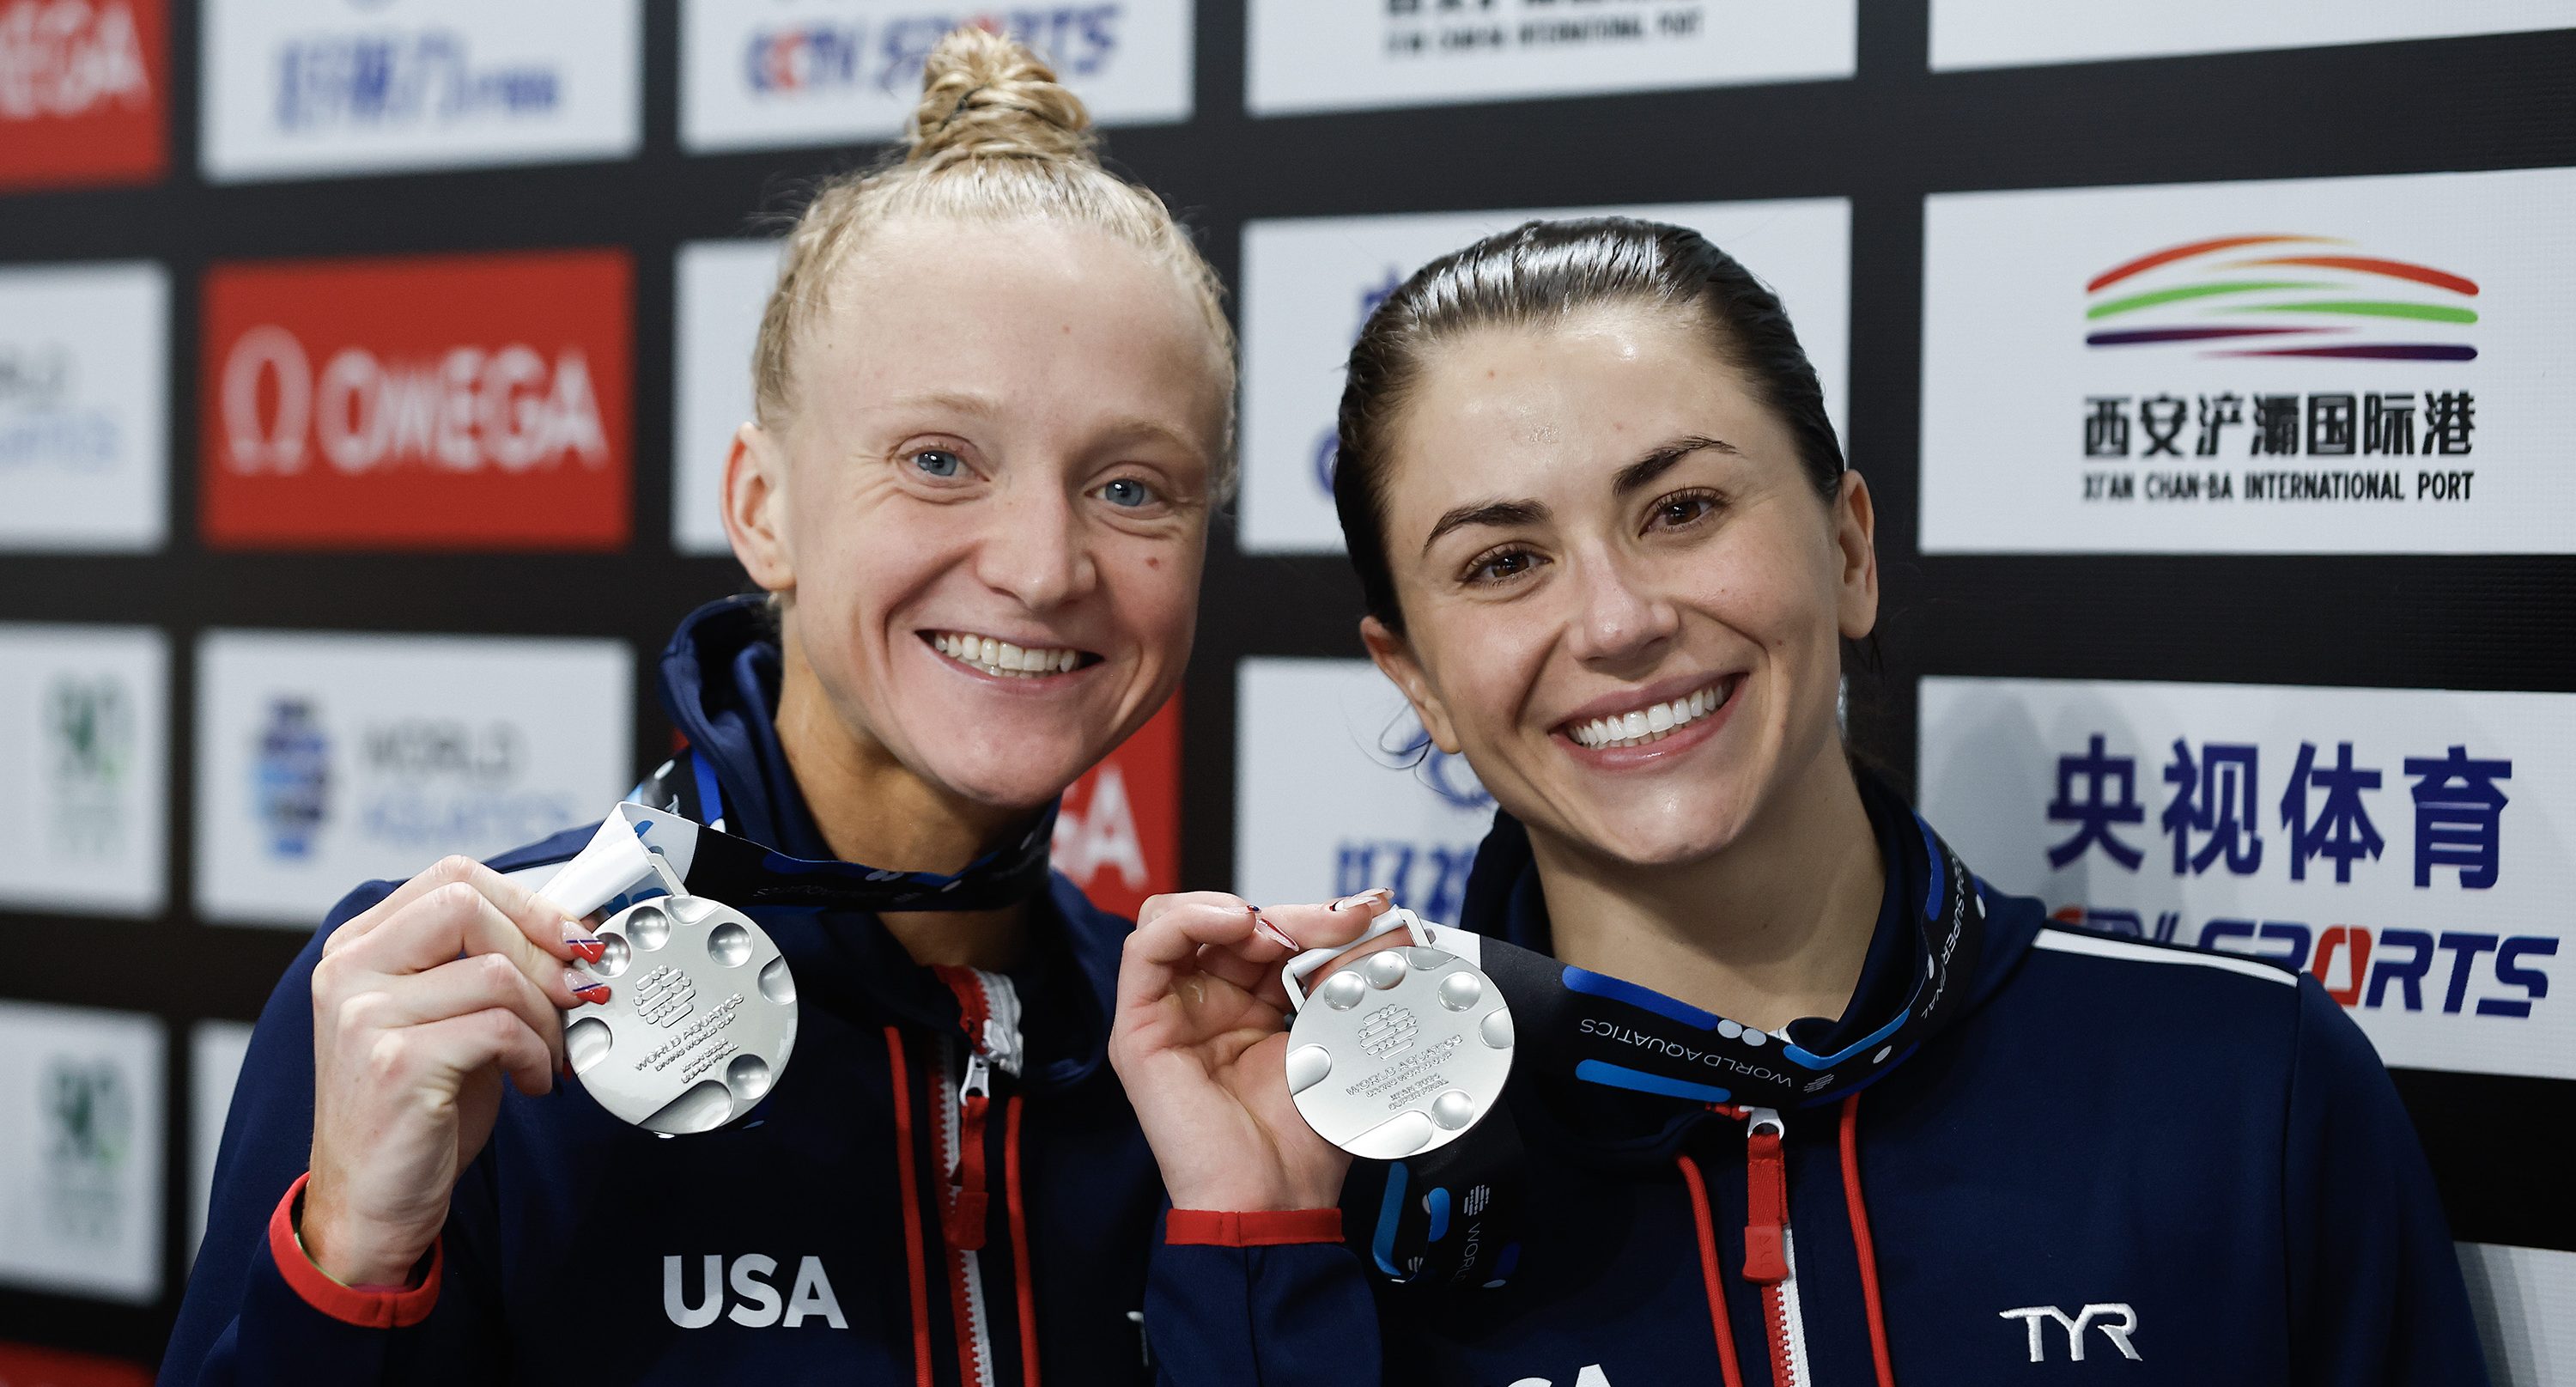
906, 24, 1097, 167
752, 20, 1236, 494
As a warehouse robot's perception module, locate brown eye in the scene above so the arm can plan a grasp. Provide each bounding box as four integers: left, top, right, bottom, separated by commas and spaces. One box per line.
1649, 492, 1719, 531
1468, 549, 1540, 584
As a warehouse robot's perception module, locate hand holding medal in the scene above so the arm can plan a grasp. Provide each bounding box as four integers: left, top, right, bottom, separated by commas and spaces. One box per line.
1108, 888, 1405, 1214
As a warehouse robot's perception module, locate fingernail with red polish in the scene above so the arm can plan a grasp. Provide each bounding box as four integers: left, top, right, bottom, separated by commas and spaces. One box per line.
1254, 917, 1298, 951
565, 936, 606, 964
573, 981, 611, 1007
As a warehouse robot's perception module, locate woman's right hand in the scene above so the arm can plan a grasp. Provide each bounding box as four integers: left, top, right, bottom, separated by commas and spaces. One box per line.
301, 855, 603, 1287
1109, 889, 1395, 1214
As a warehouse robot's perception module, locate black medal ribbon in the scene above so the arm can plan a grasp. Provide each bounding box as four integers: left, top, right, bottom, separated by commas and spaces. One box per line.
1347, 802, 1988, 1290
620, 748, 1059, 913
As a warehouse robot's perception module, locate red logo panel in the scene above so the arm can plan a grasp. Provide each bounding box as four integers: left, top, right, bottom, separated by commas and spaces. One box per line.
0, 1341, 153, 1387
0, 0, 167, 190
1055, 697, 1181, 920
201, 250, 633, 551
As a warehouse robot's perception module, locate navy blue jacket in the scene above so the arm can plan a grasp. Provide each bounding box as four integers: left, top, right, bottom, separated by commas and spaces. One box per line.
165, 599, 1162, 1384
1146, 783, 2487, 1386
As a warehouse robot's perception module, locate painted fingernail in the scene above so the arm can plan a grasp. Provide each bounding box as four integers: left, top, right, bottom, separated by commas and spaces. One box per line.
572, 981, 611, 1007
1254, 917, 1298, 951
1331, 887, 1394, 912
560, 919, 603, 958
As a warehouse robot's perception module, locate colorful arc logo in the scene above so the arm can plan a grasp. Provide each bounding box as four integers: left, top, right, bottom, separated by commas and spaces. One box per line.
2084, 234, 2478, 362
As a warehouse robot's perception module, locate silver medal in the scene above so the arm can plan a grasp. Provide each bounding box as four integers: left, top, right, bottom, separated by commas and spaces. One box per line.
1282, 909, 1514, 1160
537, 804, 799, 1135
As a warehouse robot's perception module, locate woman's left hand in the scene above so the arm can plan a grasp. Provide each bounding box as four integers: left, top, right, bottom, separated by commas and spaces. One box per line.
1109, 889, 1394, 1213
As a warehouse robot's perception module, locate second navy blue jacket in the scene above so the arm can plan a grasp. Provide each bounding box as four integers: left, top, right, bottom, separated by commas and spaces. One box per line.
1145, 779, 2487, 1386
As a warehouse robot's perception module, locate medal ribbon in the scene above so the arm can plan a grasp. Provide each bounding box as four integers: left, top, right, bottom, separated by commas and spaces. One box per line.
543, 749, 1057, 922
1347, 808, 1987, 1290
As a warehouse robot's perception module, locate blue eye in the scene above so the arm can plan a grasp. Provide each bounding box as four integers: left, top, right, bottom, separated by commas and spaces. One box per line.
911, 448, 963, 478
1099, 478, 1155, 508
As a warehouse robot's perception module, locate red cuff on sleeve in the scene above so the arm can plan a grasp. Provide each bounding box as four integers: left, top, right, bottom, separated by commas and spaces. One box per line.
1165, 1208, 1343, 1247
266, 1172, 444, 1329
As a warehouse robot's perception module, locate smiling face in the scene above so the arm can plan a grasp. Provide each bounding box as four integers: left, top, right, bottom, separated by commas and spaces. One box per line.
1361, 302, 1876, 870
725, 217, 1224, 814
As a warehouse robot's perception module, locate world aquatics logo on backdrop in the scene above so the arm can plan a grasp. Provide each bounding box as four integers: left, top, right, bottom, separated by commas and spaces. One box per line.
2082, 234, 2477, 362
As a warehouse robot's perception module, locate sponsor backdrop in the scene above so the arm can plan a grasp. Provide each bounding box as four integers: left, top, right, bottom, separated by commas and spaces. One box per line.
0, 3, 2566, 1378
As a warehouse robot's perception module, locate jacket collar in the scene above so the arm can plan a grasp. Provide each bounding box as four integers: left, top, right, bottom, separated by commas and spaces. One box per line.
649, 595, 1121, 1092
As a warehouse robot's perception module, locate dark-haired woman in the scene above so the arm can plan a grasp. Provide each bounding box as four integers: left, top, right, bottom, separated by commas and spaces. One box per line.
1111, 218, 2484, 1385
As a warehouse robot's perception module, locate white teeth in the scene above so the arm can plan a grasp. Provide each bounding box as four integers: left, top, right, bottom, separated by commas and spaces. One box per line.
931, 632, 1084, 678
1567, 679, 1733, 749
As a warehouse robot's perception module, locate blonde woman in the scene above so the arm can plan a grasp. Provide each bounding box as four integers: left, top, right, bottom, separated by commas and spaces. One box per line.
168, 28, 1230, 1384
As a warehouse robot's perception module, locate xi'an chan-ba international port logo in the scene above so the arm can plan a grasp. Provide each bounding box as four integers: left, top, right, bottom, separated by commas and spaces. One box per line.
2076, 234, 2482, 508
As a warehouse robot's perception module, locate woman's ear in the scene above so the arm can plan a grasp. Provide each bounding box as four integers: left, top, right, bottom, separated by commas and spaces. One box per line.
723, 423, 794, 594
1361, 615, 1464, 755
1833, 469, 1880, 642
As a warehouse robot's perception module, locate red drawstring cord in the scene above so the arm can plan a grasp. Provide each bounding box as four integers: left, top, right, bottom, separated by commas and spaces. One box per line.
885, 1027, 936, 1387
1676, 1153, 1749, 1387
1005, 1094, 1041, 1387
1838, 1092, 1898, 1387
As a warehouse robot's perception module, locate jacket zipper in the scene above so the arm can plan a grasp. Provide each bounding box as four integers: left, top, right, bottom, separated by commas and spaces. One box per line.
936, 1035, 998, 1387
1741, 1107, 1813, 1387
933, 969, 1023, 1387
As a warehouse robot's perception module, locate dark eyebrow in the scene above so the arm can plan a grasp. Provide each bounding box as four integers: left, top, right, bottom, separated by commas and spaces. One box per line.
1416, 436, 1736, 557
1421, 499, 1549, 557
1611, 435, 1738, 497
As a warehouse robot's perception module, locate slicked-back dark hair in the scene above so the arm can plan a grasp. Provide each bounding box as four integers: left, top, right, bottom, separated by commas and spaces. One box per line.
1332, 216, 1845, 634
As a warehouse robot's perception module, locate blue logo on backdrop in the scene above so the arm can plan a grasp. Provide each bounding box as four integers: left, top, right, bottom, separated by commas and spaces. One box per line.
357, 717, 576, 850
2046, 732, 2513, 890
255, 697, 331, 860
1397, 726, 1495, 812
274, 30, 562, 132
0, 344, 117, 472
1312, 268, 1406, 496
1333, 724, 1492, 923
2056, 905, 2555, 1021
745, 24, 865, 91
746, 8, 1126, 96
2041, 727, 2550, 1026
